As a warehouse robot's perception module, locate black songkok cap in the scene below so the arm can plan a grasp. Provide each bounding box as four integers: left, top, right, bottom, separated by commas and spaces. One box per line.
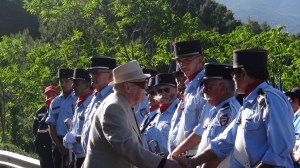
143, 68, 158, 78
174, 39, 202, 58
147, 77, 156, 88
204, 63, 233, 80
285, 88, 300, 99
168, 58, 183, 77
233, 49, 268, 69
70, 68, 91, 82
58, 68, 73, 79
88, 56, 116, 70
155, 73, 176, 87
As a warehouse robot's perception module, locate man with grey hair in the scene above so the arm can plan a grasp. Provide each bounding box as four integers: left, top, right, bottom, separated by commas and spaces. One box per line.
174, 49, 294, 168
141, 73, 179, 156
83, 60, 181, 168
195, 63, 240, 167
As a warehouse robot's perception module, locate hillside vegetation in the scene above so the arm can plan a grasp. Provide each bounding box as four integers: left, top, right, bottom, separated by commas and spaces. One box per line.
0, 0, 299, 155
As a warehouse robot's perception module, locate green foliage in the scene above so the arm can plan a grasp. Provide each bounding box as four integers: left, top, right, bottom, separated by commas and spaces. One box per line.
0, 0, 299, 156
0, 143, 37, 159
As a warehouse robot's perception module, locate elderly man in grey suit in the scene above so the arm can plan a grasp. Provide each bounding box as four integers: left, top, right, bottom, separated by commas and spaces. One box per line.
83, 60, 181, 168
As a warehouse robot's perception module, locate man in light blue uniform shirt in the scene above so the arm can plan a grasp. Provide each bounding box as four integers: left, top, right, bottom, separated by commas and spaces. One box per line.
196, 63, 240, 168
171, 40, 212, 157
284, 88, 300, 166
46, 68, 77, 168
174, 49, 295, 168
134, 97, 151, 125
80, 56, 116, 154
168, 58, 187, 153
285, 88, 300, 134
141, 73, 179, 156
63, 69, 93, 168
135, 69, 158, 125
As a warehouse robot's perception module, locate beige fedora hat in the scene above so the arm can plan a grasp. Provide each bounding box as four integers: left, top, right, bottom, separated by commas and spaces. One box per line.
109, 60, 150, 85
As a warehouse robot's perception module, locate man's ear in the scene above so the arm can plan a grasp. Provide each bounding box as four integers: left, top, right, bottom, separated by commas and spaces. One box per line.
241, 68, 247, 78
123, 82, 132, 93
198, 55, 204, 63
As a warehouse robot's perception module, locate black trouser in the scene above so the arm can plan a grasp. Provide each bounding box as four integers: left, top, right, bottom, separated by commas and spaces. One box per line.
38, 146, 54, 168
75, 157, 85, 168
52, 136, 68, 168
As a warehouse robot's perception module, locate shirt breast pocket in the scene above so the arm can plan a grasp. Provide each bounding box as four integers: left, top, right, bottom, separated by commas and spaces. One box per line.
242, 117, 263, 132
160, 122, 171, 136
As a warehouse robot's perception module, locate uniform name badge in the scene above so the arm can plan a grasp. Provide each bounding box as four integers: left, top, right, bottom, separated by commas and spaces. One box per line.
140, 108, 148, 118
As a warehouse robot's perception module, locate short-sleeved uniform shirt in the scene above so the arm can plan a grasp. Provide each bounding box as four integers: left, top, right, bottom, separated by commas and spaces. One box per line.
46, 92, 77, 136
71, 95, 93, 156
211, 82, 295, 167
81, 86, 113, 153
134, 96, 150, 126
142, 99, 179, 155
197, 97, 240, 154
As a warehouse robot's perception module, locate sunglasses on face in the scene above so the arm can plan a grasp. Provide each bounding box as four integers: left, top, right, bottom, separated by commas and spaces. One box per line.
128, 80, 148, 89
157, 87, 171, 94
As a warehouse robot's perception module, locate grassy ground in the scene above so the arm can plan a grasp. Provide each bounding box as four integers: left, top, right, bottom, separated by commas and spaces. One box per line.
0, 143, 37, 159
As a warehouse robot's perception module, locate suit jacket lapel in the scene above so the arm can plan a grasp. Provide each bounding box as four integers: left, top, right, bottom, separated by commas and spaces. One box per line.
129, 107, 143, 143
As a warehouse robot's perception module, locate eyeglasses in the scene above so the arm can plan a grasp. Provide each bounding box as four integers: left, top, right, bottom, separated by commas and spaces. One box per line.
176, 56, 198, 65
128, 80, 148, 89
157, 87, 171, 94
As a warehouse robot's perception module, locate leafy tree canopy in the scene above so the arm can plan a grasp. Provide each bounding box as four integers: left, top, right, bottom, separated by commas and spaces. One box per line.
0, 0, 299, 155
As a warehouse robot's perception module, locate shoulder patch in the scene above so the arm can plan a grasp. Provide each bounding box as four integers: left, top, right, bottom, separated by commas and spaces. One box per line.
219, 114, 229, 126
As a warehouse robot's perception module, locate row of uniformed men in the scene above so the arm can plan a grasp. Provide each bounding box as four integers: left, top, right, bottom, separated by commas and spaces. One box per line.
33, 38, 296, 168
284, 88, 300, 167
139, 39, 296, 168
33, 56, 117, 168
33, 54, 185, 168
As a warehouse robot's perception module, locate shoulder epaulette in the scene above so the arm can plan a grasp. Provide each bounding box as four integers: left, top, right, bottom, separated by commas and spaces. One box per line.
52, 106, 60, 110
220, 102, 230, 111
199, 77, 204, 88
257, 88, 268, 119
257, 88, 265, 96
257, 88, 266, 108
